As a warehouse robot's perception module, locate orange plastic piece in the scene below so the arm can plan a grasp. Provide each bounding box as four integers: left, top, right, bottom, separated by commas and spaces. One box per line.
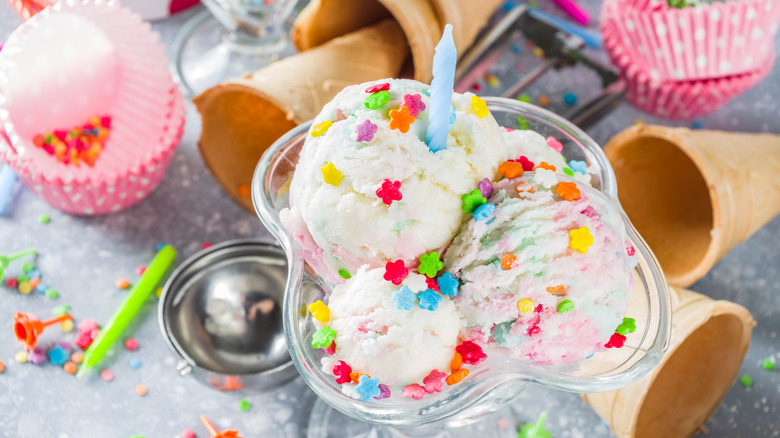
451, 352, 463, 371
498, 161, 524, 179
501, 254, 517, 270
555, 181, 581, 201
446, 368, 469, 385
13, 312, 72, 350
201, 415, 244, 438
389, 106, 415, 133
534, 161, 556, 172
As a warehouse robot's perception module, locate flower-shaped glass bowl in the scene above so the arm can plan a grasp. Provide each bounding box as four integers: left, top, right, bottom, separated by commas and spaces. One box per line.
252, 97, 672, 427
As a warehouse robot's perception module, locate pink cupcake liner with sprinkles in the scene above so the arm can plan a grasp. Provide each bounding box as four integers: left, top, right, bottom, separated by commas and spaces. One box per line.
602, 0, 780, 82
603, 16, 775, 119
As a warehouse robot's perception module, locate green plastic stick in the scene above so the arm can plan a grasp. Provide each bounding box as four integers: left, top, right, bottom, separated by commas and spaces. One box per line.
78, 245, 176, 377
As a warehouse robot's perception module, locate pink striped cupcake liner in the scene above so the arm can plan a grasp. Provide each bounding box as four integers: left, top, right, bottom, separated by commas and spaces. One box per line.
602, 0, 780, 81
603, 15, 775, 119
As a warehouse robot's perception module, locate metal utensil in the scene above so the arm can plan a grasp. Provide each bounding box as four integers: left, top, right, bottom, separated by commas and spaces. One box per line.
159, 239, 297, 392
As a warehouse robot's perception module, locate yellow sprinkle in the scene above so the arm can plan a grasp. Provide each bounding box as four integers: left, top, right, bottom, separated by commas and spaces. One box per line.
517, 298, 535, 314
308, 300, 331, 323
311, 120, 333, 137
485, 74, 501, 88
532, 47, 544, 58
471, 95, 489, 119
15, 351, 28, 363
320, 162, 343, 187
633, 119, 645, 126
569, 226, 594, 254
18, 282, 32, 294
155, 287, 163, 298
61, 319, 74, 333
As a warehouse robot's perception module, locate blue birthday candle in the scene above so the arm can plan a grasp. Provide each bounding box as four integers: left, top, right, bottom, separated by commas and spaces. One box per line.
426, 24, 457, 153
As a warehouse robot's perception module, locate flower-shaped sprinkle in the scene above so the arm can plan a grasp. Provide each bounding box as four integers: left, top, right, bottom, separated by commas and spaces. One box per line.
569, 159, 587, 174
615, 317, 637, 335
425, 276, 440, 292
389, 106, 415, 133
311, 120, 332, 137
311, 326, 336, 349
478, 178, 493, 198
324, 341, 336, 355
446, 368, 469, 385
501, 254, 517, 270
384, 259, 409, 285
515, 182, 534, 193
333, 360, 352, 384
423, 369, 447, 394
364, 90, 390, 110
498, 161, 524, 179
456, 341, 487, 365
436, 272, 459, 297
557, 299, 574, 313
605, 333, 626, 348
355, 119, 378, 142
473, 203, 495, 222
516, 156, 534, 171
392, 286, 416, 310
517, 298, 534, 314
308, 300, 331, 322
417, 289, 442, 311
402, 383, 426, 399
355, 375, 381, 401
546, 136, 563, 153
375, 384, 391, 399
471, 95, 489, 118
418, 251, 443, 278
533, 168, 557, 189
627, 245, 635, 256
555, 181, 581, 201
365, 83, 390, 93
534, 161, 556, 172
321, 162, 343, 187
403, 93, 426, 117
569, 226, 593, 254
376, 179, 403, 205
461, 189, 487, 213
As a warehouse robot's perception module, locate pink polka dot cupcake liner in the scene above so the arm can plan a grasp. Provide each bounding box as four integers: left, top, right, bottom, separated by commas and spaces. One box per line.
601, 0, 780, 82
0, 0, 185, 215
603, 15, 775, 119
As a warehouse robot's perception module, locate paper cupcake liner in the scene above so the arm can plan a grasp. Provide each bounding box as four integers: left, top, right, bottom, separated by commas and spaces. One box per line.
0, 87, 184, 215
604, 20, 774, 119
10, 0, 200, 21
609, 0, 664, 12
602, 0, 780, 81
0, 0, 176, 187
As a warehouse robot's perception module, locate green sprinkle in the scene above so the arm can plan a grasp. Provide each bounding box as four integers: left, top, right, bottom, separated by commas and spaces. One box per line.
44, 133, 53, 144
53, 304, 71, 316
517, 116, 530, 130
38, 214, 50, 224
17, 274, 29, 283
562, 168, 574, 177
615, 317, 637, 336
45, 288, 59, 299
418, 252, 444, 278
517, 93, 532, 104
239, 400, 252, 412
364, 90, 390, 110
21, 262, 35, 273
762, 359, 776, 371
312, 326, 337, 349
461, 189, 487, 214
338, 269, 351, 280
557, 300, 574, 313
739, 374, 753, 388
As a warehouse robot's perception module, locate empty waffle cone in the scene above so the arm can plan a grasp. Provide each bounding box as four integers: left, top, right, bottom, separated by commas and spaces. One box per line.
583, 287, 755, 438
292, 0, 503, 82
193, 20, 409, 211
604, 125, 780, 287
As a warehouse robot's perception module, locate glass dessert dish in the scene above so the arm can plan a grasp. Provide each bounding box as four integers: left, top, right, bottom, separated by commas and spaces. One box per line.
251, 97, 672, 433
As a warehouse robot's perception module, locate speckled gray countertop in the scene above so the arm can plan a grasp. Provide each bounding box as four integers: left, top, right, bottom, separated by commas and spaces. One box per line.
0, 1, 778, 437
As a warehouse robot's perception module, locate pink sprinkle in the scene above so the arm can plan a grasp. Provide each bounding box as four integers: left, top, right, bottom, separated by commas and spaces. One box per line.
124, 338, 139, 351
402, 383, 426, 399
335, 109, 346, 122
402, 93, 426, 117
528, 325, 541, 336
100, 116, 111, 128
324, 341, 337, 355
100, 369, 114, 382
77, 319, 99, 334
605, 333, 626, 348
5, 278, 18, 288
136, 265, 146, 276
498, 418, 510, 430
425, 276, 439, 292
365, 83, 390, 93
478, 178, 493, 199
376, 179, 403, 206
182, 429, 196, 438
581, 206, 598, 218
472, 83, 482, 92
423, 369, 447, 394
201, 242, 212, 249
355, 119, 378, 142
74, 332, 94, 350
627, 245, 636, 256
546, 136, 563, 153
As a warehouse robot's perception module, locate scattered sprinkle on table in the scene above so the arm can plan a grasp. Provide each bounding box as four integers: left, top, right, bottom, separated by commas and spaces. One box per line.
155, 287, 163, 298
61, 319, 74, 332
739, 374, 753, 387
135, 384, 147, 396
762, 359, 776, 371
125, 338, 139, 351
129, 357, 142, 369
237, 184, 251, 197
136, 265, 146, 276
100, 369, 115, 382
563, 92, 578, 106
53, 305, 71, 316
21, 262, 34, 272
64, 362, 77, 374
0, 360, 4, 373
14, 351, 28, 363
116, 278, 131, 289
201, 241, 213, 250
239, 400, 252, 412
38, 214, 50, 224
181, 429, 196, 438
71, 352, 84, 364
45, 288, 59, 299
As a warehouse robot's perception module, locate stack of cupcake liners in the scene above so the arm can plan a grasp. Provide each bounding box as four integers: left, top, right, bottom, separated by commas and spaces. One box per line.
602, 0, 779, 119
0, 0, 185, 215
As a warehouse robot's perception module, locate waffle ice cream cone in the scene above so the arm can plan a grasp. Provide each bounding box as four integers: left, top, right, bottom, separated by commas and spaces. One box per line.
583, 286, 755, 438
604, 125, 780, 287
193, 20, 409, 211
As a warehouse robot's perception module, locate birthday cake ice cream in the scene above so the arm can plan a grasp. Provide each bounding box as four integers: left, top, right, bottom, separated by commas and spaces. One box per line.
281, 79, 514, 281
501, 129, 592, 185
444, 173, 637, 364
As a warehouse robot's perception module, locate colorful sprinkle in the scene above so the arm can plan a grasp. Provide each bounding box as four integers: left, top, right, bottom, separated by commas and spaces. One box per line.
478, 178, 493, 198
21, 262, 34, 273
71, 351, 84, 364
383, 259, 409, 285
761, 359, 776, 371
14, 351, 28, 363
402, 93, 426, 117
446, 368, 469, 385
311, 326, 337, 349
485, 73, 501, 88
237, 185, 250, 197
604, 333, 626, 349
38, 214, 50, 224
392, 286, 416, 310
418, 252, 443, 278
569, 160, 587, 174
320, 162, 343, 187
537, 95, 550, 106
555, 182, 581, 201
501, 254, 517, 270
534, 162, 556, 172
311, 120, 332, 137
29, 349, 47, 365
355, 119, 378, 142
60, 319, 74, 332
517, 298, 535, 314
546, 137, 563, 153
100, 368, 115, 382
64, 362, 77, 374
498, 161, 524, 179
124, 338, 139, 351
533, 168, 557, 188
417, 289, 442, 311
471, 95, 489, 118
456, 341, 487, 365
376, 179, 403, 205
338, 269, 351, 280
78, 319, 99, 333
375, 383, 391, 399
182, 430, 196, 438
136, 384, 147, 396
563, 92, 578, 105
739, 374, 753, 388
569, 227, 593, 254
129, 357, 142, 369
365, 90, 390, 110
517, 94, 532, 103
365, 83, 390, 93
615, 317, 637, 335
517, 156, 534, 171
18, 282, 32, 294
239, 400, 251, 411
5, 278, 18, 288
426, 276, 440, 292
436, 272, 459, 297
557, 300, 574, 313
32, 115, 111, 167
115, 278, 131, 290
47, 345, 68, 365
356, 375, 382, 401
45, 288, 59, 299
333, 360, 352, 384
308, 300, 331, 323
402, 383, 426, 399
324, 341, 337, 355
389, 106, 415, 133
461, 189, 487, 214
473, 203, 495, 222
451, 352, 463, 371
423, 369, 447, 394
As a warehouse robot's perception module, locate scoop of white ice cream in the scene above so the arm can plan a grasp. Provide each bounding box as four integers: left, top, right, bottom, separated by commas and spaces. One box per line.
327, 266, 461, 385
